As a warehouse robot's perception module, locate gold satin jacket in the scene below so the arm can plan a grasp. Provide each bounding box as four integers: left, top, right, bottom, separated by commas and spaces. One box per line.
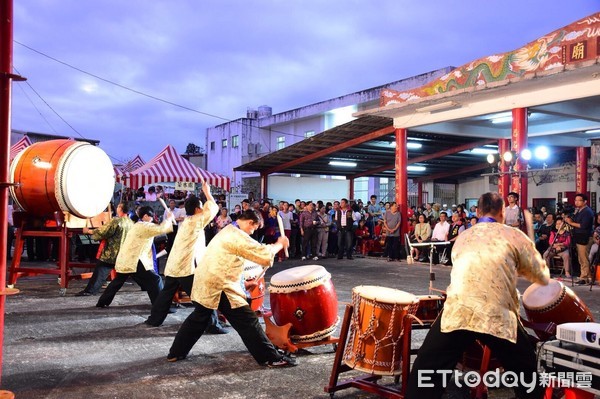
164, 200, 218, 278
441, 221, 549, 343
191, 224, 278, 309
114, 219, 173, 274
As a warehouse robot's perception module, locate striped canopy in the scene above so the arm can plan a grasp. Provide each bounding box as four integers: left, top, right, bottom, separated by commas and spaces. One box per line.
123, 145, 230, 191
121, 155, 146, 173
10, 136, 32, 161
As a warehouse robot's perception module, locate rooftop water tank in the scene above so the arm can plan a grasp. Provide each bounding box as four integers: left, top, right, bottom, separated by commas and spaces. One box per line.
257, 105, 272, 118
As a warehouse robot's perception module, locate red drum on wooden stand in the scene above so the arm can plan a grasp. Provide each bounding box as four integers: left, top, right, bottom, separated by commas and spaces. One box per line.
523, 279, 594, 340
269, 265, 339, 342
343, 286, 419, 375
10, 139, 115, 218
242, 261, 265, 312
414, 294, 445, 324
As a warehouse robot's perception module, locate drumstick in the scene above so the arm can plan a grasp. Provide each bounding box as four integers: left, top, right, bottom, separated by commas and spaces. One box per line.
158, 197, 176, 225
523, 209, 534, 242
276, 214, 289, 257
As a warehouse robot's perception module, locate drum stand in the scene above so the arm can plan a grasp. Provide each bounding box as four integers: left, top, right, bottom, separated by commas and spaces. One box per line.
9, 217, 98, 296
263, 316, 339, 354
324, 304, 413, 399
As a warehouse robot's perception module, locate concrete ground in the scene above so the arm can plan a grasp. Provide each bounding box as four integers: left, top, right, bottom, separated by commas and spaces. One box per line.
1, 256, 599, 399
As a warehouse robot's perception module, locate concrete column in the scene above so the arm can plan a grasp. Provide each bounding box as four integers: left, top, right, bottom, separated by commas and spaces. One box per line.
395, 128, 408, 241
498, 139, 510, 201
511, 108, 528, 209
576, 147, 588, 195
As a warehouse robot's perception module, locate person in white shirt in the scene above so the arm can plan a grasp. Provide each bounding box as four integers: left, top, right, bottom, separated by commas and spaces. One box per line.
430, 212, 451, 264
504, 191, 522, 228
432, 212, 450, 241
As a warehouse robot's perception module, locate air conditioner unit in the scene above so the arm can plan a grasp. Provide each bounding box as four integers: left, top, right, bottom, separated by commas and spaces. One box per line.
255, 143, 261, 154
247, 143, 254, 154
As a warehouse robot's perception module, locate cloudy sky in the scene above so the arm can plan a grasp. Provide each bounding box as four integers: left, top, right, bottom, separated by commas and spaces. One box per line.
10, 1, 599, 165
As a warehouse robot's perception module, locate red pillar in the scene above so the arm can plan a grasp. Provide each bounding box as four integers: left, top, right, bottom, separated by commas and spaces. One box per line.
511, 108, 528, 209
395, 128, 408, 240
498, 139, 510, 201
260, 173, 268, 200
348, 178, 354, 200
576, 147, 588, 195
417, 182, 423, 206
0, 0, 14, 383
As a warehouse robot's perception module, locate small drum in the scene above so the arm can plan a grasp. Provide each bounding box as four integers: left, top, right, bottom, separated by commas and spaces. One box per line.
269, 265, 339, 342
242, 261, 265, 312
10, 140, 115, 218
414, 294, 445, 324
343, 286, 419, 375
523, 279, 594, 340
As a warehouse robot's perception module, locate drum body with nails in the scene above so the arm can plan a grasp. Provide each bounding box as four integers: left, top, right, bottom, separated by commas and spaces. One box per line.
269, 265, 339, 342
10, 140, 115, 219
523, 279, 594, 340
414, 294, 445, 324
242, 261, 265, 312
343, 285, 419, 375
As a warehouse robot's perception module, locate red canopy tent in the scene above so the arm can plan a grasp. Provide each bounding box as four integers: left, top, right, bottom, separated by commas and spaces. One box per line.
114, 155, 145, 183
120, 154, 146, 172
9, 135, 32, 161
123, 145, 230, 191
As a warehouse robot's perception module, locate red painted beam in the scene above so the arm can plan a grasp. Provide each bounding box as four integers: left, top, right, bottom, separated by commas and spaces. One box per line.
350, 138, 495, 179
0, 0, 13, 383
264, 125, 395, 175
413, 162, 490, 183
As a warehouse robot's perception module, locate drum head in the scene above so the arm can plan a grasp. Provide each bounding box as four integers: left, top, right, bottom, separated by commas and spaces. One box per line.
242, 261, 262, 279
269, 265, 330, 293
58, 144, 115, 218
522, 279, 563, 310
354, 285, 417, 305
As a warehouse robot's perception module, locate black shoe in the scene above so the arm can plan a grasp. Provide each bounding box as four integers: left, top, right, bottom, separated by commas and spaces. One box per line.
96, 303, 109, 308
576, 279, 589, 285
144, 320, 160, 328
205, 325, 229, 334
75, 290, 93, 297
267, 354, 297, 368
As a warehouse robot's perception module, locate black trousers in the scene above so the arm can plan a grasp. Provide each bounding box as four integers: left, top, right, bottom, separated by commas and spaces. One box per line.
146, 275, 194, 326
337, 227, 353, 258
301, 227, 317, 257
386, 235, 400, 259
168, 292, 280, 365
96, 261, 163, 307
406, 312, 543, 399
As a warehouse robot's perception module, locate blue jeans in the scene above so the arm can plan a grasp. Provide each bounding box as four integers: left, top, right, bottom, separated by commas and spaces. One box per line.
82, 260, 114, 294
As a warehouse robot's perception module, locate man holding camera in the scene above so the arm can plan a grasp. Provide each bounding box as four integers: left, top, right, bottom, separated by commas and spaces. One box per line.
564, 193, 595, 285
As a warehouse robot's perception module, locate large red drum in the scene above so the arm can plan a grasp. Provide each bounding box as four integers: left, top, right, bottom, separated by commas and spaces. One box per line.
269, 265, 339, 342
10, 139, 115, 218
522, 279, 594, 340
343, 286, 419, 375
242, 261, 265, 312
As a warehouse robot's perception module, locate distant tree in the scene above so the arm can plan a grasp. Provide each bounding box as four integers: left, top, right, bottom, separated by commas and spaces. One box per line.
185, 143, 204, 155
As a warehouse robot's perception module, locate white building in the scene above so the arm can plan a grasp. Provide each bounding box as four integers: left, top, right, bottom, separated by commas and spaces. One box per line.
205, 67, 453, 201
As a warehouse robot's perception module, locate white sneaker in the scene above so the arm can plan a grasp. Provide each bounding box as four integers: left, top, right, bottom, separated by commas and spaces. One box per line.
301, 256, 307, 260
313, 256, 319, 260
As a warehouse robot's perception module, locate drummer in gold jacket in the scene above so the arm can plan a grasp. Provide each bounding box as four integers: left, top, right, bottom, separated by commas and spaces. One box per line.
96, 205, 173, 308
145, 181, 219, 327
167, 209, 297, 367
406, 192, 549, 399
